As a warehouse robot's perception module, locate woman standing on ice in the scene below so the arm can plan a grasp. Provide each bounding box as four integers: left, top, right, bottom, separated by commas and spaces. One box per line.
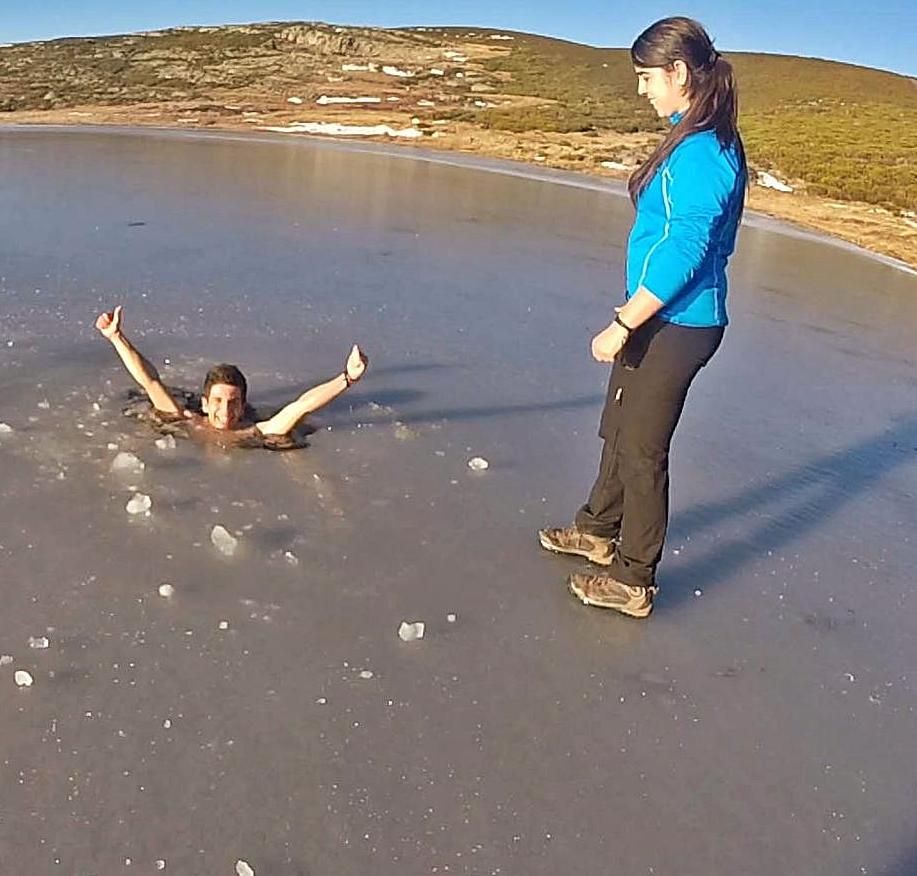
538, 17, 747, 617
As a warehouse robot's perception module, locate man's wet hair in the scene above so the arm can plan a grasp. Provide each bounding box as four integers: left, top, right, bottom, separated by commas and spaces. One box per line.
203, 364, 248, 403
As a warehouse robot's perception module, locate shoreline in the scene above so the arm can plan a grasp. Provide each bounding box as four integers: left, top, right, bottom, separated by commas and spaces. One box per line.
3, 116, 915, 274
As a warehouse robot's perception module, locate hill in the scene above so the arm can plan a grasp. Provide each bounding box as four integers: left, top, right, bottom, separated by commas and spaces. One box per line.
1, 22, 914, 265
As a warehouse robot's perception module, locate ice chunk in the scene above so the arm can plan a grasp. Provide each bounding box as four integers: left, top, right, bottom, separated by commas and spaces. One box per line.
14, 670, 33, 687
37, 399, 51, 409
112, 451, 145, 473
155, 434, 176, 451
218, 620, 229, 630
467, 456, 489, 471
158, 583, 175, 598
0, 655, 13, 666
0, 422, 13, 434
447, 613, 457, 623
236, 861, 255, 876
126, 493, 152, 515
394, 423, 416, 441
211, 525, 238, 557
155, 861, 166, 871
359, 670, 374, 679
284, 550, 299, 566
28, 636, 50, 649
398, 621, 425, 642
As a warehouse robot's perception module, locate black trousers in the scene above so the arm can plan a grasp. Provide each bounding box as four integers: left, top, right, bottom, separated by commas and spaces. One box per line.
574, 318, 724, 588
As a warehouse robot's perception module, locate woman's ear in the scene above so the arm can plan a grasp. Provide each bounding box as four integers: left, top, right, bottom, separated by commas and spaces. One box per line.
672, 59, 689, 87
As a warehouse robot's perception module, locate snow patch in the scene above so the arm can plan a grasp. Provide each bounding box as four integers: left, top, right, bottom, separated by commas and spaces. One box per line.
757, 171, 794, 193
382, 65, 415, 78
316, 95, 381, 105
263, 122, 423, 139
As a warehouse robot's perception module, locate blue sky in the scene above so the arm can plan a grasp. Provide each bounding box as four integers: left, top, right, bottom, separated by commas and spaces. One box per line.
2, 1, 914, 76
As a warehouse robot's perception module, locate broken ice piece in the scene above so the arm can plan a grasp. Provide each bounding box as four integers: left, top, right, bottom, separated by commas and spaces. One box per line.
446, 613, 457, 623
111, 451, 145, 473
28, 636, 50, 649
158, 583, 175, 598
398, 621, 425, 642
106, 442, 119, 450
467, 456, 489, 471
0, 422, 13, 434
284, 550, 299, 566
236, 861, 255, 876
155, 861, 166, 871
218, 621, 229, 630
14, 670, 33, 687
37, 399, 50, 409
0, 655, 13, 666
126, 492, 152, 515
359, 670, 374, 679
155, 434, 177, 451
211, 525, 238, 557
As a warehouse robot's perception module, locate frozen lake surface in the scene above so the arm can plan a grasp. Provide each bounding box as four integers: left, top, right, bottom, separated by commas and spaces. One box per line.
1, 127, 916, 875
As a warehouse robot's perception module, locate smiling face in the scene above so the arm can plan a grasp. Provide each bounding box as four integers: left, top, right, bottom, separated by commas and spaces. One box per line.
635, 62, 690, 118
202, 382, 245, 431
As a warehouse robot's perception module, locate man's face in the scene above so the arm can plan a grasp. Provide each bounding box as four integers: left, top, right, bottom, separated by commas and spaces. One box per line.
202, 383, 244, 431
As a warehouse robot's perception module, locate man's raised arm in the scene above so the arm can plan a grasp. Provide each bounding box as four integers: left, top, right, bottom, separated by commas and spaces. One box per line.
256, 344, 368, 437
95, 305, 182, 416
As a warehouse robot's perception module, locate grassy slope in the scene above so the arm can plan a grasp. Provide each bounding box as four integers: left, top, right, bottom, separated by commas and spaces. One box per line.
460, 32, 917, 211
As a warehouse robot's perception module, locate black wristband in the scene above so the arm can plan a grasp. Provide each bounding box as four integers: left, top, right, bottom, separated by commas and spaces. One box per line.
614, 313, 634, 334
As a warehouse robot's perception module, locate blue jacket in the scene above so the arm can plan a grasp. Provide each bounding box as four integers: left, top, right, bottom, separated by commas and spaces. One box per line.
625, 124, 746, 327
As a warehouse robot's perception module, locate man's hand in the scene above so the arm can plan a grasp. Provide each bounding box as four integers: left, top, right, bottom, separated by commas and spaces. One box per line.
591, 322, 629, 363
345, 344, 368, 383
95, 305, 123, 341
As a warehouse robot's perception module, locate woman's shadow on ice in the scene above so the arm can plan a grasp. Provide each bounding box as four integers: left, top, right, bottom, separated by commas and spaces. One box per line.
884, 843, 917, 876
658, 413, 917, 611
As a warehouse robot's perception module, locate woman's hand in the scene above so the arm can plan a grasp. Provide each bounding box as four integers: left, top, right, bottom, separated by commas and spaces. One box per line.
590, 322, 629, 363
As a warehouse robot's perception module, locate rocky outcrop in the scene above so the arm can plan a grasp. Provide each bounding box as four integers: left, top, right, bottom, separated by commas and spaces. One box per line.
277, 24, 378, 56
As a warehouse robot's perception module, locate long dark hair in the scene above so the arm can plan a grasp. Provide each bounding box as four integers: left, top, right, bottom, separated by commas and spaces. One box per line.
628, 17, 747, 205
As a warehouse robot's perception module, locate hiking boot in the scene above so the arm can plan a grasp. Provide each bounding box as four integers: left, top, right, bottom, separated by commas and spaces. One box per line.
538, 526, 615, 566
568, 573, 657, 618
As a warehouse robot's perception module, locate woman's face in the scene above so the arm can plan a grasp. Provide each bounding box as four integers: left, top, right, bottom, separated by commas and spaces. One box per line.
635, 62, 690, 118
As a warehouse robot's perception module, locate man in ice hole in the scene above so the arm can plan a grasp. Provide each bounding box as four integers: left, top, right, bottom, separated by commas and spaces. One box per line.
96, 305, 367, 440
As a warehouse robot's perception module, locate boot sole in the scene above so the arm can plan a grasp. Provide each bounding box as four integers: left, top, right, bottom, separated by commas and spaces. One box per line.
537, 531, 614, 566
568, 579, 653, 618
